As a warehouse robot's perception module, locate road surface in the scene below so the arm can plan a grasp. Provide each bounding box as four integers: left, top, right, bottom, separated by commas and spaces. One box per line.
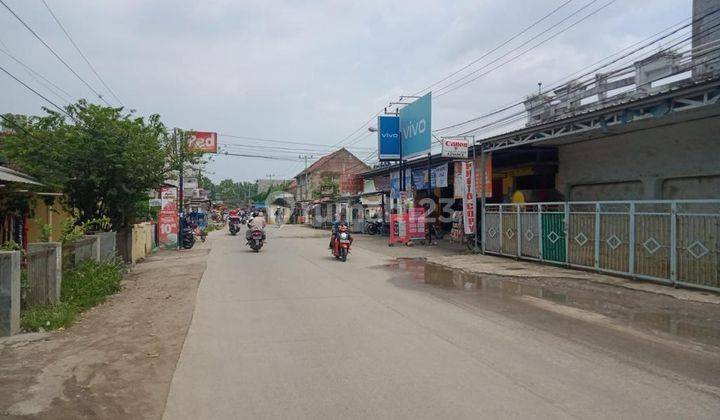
163, 225, 720, 419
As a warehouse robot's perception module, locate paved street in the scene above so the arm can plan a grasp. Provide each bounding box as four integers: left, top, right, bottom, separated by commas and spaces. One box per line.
163, 225, 720, 419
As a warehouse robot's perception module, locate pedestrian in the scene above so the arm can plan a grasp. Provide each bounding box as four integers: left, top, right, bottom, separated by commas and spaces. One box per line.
275, 207, 284, 228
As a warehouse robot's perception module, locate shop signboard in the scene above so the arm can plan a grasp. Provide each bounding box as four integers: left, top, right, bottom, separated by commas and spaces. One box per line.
441, 138, 469, 158
187, 131, 218, 153
159, 187, 179, 248
378, 115, 401, 161
399, 92, 432, 159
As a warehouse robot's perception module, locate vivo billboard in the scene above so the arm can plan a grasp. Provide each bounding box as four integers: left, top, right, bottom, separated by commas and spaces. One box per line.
377, 115, 400, 161
399, 92, 431, 160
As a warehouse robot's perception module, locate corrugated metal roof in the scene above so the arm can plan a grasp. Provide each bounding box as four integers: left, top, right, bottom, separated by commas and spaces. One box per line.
0, 165, 42, 185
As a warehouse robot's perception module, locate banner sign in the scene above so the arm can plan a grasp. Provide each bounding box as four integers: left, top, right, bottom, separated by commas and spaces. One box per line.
430, 163, 448, 188
461, 161, 477, 235
441, 138, 469, 158
454, 157, 492, 198
412, 168, 428, 191
187, 131, 218, 153
159, 187, 179, 249
378, 115, 400, 161
475, 154, 493, 198
399, 92, 432, 159
411, 163, 449, 190
407, 207, 426, 241
390, 171, 400, 198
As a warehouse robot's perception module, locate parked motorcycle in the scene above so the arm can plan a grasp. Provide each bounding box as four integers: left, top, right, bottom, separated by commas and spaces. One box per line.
365, 218, 388, 235
331, 225, 352, 262
246, 227, 264, 252
228, 216, 241, 236
181, 227, 195, 249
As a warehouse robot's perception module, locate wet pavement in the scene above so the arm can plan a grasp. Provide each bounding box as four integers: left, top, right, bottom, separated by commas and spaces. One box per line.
382, 258, 720, 349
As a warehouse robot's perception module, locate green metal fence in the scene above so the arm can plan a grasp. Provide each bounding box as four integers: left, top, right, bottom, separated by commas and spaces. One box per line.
482, 201, 720, 292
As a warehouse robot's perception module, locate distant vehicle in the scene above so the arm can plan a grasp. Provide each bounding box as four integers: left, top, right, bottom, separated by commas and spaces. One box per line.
228, 216, 241, 235
247, 227, 264, 252
181, 227, 195, 249
331, 225, 352, 262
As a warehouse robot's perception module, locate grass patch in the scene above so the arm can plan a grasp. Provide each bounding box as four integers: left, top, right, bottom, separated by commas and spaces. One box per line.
21, 259, 124, 332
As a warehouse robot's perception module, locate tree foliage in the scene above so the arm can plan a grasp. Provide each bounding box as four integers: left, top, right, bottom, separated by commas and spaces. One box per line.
0, 101, 199, 228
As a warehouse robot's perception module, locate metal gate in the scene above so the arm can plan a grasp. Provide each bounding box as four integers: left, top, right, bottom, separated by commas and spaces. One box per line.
482, 200, 720, 292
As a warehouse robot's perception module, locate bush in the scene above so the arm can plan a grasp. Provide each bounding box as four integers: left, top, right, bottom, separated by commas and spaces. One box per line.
21, 259, 124, 331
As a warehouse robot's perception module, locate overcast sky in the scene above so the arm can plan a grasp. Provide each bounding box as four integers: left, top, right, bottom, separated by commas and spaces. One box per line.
0, 0, 692, 182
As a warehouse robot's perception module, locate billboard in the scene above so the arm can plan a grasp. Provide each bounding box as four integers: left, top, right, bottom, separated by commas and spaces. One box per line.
399, 92, 431, 159
187, 131, 218, 153
441, 137, 469, 158
378, 115, 400, 161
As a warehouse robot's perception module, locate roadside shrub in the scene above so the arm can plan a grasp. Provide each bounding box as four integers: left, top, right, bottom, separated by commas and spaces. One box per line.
21, 259, 124, 331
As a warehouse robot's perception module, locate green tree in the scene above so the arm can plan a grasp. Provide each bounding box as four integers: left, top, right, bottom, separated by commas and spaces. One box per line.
0, 101, 199, 228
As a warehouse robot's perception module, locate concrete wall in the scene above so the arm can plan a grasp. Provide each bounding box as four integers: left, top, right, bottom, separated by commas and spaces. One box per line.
0, 251, 21, 336
131, 222, 155, 263
26, 199, 73, 243
27, 242, 62, 303
557, 118, 720, 200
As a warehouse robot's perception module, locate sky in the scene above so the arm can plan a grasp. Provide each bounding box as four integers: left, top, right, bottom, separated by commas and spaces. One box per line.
0, 0, 693, 182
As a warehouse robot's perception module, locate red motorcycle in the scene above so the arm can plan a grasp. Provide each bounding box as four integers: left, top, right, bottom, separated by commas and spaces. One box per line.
331, 225, 352, 262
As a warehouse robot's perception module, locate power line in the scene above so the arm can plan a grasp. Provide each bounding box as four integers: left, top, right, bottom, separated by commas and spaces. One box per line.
413, 0, 575, 96
40, 0, 123, 106
0, 45, 72, 105
219, 151, 308, 162
0, 0, 111, 106
0, 62, 70, 116
434, 0, 615, 98
438, 10, 720, 136
220, 133, 373, 151
0, 35, 75, 103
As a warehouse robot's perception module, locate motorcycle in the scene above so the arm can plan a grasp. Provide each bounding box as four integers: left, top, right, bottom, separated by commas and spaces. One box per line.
246, 227, 264, 252
181, 227, 195, 249
228, 216, 241, 236
366, 218, 389, 236
331, 225, 352, 262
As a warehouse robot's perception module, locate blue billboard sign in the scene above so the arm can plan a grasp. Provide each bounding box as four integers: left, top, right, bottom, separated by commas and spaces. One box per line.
378, 115, 400, 161
399, 92, 432, 160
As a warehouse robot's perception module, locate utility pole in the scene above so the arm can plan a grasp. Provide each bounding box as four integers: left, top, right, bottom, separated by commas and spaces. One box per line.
299, 154, 312, 201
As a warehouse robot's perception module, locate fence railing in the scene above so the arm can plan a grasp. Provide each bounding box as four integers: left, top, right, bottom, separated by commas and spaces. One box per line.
25, 247, 57, 307
62, 236, 97, 269
482, 200, 720, 292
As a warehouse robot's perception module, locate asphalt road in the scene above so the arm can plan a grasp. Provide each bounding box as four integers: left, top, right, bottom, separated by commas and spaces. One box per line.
163, 225, 720, 419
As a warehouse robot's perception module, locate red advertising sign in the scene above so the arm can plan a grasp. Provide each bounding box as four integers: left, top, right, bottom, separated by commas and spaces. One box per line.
462, 161, 476, 235
407, 207, 426, 241
474, 154, 492, 197
159, 187, 179, 248
187, 131, 218, 153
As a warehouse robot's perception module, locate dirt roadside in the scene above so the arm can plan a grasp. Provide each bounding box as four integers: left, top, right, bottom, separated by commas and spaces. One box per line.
0, 241, 210, 419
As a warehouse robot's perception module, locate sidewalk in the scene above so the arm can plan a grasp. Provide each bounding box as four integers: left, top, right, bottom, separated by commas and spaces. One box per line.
0, 234, 212, 419
349, 229, 720, 305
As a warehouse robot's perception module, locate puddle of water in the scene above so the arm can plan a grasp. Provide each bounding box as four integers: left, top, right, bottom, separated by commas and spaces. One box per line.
384, 258, 720, 347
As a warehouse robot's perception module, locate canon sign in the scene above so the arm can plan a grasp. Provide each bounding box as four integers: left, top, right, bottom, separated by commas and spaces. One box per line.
441, 137, 469, 158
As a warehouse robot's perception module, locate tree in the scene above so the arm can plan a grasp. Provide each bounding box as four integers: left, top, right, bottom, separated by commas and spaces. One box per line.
0, 101, 199, 228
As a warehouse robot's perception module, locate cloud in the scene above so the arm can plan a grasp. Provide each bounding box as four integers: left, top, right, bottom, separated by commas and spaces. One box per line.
0, 0, 692, 181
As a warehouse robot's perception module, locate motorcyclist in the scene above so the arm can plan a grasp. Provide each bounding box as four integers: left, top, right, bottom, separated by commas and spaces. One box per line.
246, 211, 267, 241
329, 213, 351, 249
